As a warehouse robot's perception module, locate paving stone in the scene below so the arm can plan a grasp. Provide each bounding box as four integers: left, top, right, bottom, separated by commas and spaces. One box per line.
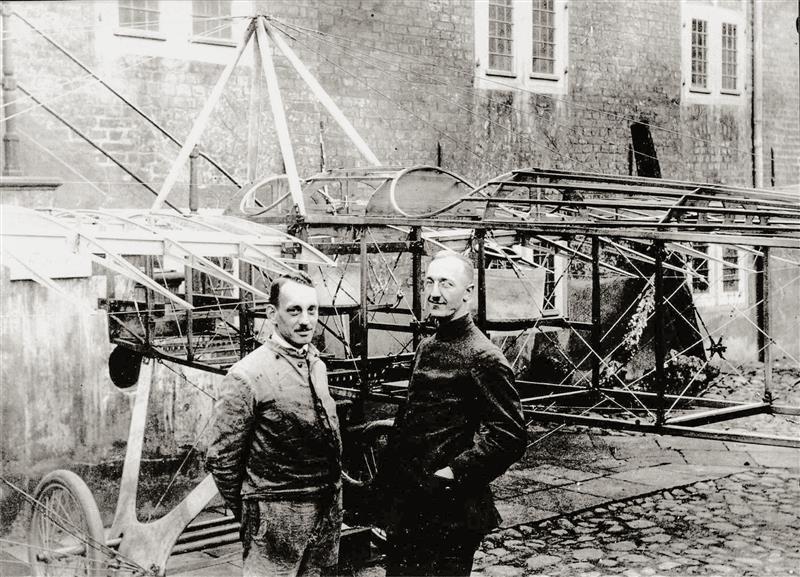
572, 477, 654, 500
745, 446, 800, 470
495, 499, 557, 528
481, 565, 519, 577
705, 521, 738, 533
618, 553, 651, 564
525, 554, 561, 570
607, 541, 638, 552
527, 464, 605, 483
572, 548, 603, 561
626, 519, 656, 529
640, 533, 671, 543
566, 562, 595, 571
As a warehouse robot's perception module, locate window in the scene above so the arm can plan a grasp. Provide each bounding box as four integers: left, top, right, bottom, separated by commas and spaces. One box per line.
100, 2, 252, 64
681, 3, 745, 103
690, 243, 710, 293
721, 22, 737, 92
192, 0, 233, 42
488, 0, 514, 74
118, 0, 160, 33
529, 244, 558, 311
690, 19, 708, 91
721, 247, 739, 293
532, 0, 556, 75
687, 244, 746, 307
475, 0, 569, 94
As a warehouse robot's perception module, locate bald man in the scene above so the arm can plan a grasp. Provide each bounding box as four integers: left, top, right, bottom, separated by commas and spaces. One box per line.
378, 251, 527, 576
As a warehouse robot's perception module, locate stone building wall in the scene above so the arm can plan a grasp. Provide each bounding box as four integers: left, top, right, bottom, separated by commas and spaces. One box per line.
5, 0, 797, 205
0, 0, 797, 478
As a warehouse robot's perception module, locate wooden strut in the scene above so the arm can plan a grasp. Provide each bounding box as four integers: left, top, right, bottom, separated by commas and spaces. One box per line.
262, 18, 381, 167
255, 17, 306, 217
151, 20, 255, 210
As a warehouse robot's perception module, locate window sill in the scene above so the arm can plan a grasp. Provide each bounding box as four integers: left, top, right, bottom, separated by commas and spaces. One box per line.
486, 69, 518, 79
190, 35, 236, 47
720, 89, 741, 96
114, 28, 167, 41
529, 73, 560, 82
689, 86, 712, 94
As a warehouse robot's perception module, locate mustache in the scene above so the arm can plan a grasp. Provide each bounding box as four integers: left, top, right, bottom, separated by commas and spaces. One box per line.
427, 296, 446, 304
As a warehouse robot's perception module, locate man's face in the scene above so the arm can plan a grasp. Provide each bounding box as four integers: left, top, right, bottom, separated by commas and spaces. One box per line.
424, 256, 474, 321
267, 281, 319, 348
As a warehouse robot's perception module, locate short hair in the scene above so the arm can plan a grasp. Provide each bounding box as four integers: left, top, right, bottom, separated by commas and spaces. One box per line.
269, 271, 314, 306
430, 250, 474, 285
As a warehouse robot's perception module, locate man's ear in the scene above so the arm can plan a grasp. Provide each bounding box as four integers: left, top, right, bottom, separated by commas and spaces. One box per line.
265, 303, 277, 321
464, 283, 475, 301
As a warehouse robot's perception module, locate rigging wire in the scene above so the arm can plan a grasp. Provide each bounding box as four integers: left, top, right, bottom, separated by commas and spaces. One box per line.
272, 17, 763, 163
269, 20, 506, 174
273, 19, 596, 172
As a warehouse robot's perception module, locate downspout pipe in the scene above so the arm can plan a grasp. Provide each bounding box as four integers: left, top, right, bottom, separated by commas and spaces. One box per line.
751, 0, 764, 189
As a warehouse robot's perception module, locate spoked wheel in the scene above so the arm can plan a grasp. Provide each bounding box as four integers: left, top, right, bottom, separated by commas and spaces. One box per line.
342, 419, 394, 549
28, 470, 107, 577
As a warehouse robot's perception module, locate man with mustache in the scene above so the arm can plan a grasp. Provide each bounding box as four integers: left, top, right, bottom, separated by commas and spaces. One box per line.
379, 251, 527, 576
206, 272, 342, 577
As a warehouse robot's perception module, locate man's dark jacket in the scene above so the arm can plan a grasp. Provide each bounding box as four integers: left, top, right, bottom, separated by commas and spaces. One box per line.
378, 314, 527, 535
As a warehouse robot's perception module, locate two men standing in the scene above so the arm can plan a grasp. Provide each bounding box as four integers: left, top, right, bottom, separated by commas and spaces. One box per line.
207, 252, 526, 577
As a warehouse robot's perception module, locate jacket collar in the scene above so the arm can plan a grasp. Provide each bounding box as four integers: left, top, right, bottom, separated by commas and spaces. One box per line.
433, 313, 474, 341
267, 333, 317, 359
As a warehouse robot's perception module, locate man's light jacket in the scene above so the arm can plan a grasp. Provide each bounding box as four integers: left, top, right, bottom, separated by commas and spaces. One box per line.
206, 338, 342, 517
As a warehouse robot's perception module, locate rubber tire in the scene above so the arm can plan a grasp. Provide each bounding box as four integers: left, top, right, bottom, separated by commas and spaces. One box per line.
342, 420, 394, 549
28, 469, 106, 577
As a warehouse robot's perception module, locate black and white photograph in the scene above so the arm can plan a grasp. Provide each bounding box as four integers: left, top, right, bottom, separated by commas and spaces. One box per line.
0, 1, 798, 576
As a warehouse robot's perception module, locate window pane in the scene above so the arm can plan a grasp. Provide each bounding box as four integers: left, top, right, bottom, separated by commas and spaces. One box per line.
119, 0, 160, 32
530, 244, 557, 310
193, 0, 233, 39
690, 243, 710, 293
691, 19, 707, 89
722, 247, 739, 293
721, 22, 737, 91
532, 0, 556, 75
488, 0, 514, 72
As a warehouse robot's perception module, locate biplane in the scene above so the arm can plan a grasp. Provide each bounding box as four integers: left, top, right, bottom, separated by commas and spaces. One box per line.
1, 12, 799, 577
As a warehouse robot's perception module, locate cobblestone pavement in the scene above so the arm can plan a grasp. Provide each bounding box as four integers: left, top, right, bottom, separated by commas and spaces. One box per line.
473, 469, 800, 577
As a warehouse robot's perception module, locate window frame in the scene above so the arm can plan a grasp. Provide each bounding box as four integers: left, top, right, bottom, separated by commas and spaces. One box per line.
475, 0, 569, 94
190, 0, 235, 47
720, 21, 739, 95
688, 244, 748, 308
98, 1, 253, 65
681, 2, 746, 104
115, 0, 166, 41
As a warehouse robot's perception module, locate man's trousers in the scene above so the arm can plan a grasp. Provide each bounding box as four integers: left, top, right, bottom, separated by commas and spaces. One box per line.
385, 523, 484, 577
240, 492, 342, 577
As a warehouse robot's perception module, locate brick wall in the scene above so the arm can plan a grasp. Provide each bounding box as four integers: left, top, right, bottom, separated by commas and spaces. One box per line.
4, 0, 797, 204
762, 0, 800, 189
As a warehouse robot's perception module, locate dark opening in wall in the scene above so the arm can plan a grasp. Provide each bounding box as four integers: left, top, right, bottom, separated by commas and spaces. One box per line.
108, 345, 143, 389
630, 121, 661, 178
